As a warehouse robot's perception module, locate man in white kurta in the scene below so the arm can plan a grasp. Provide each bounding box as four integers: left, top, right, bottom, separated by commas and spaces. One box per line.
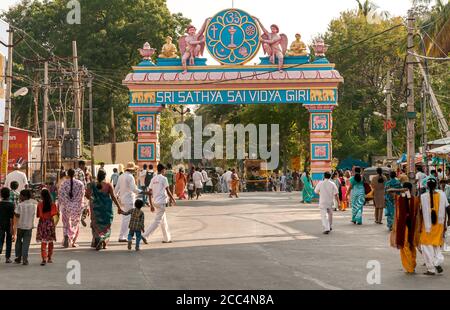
5, 164, 28, 191
142, 164, 176, 243
314, 172, 339, 234
115, 163, 141, 242
223, 169, 232, 193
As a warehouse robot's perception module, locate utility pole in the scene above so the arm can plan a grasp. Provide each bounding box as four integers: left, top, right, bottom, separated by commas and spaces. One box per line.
385, 72, 393, 161
1, 27, 13, 183
421, 80, 428, 174
88, 75, 95, 178
111, 106, 116, 164
406, 10, 416, 189
72, 41, 82, 152
416, 57, 450, 138
33, 74, 40, 135
41, 61, 49, 182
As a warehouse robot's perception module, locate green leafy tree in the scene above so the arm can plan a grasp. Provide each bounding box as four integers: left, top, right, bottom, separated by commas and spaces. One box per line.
2, 0, 190, 145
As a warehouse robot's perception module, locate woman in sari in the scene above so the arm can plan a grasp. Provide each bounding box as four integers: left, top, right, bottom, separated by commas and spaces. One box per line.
86, 170, 122, 250
175, 168, 187, 200
347, 167, 365, 225
384, 171, 402, 231
58, 168, 85, 248
338, 171, 348, 211
301, 171, 314, 203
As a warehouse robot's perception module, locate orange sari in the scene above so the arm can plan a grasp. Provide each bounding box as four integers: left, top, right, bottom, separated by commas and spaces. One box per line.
175, 172, 187, 199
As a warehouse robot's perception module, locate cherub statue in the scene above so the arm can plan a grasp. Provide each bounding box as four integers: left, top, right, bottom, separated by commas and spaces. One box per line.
287, 33, 307, 56
159, 36, 178, 58
179, 18, 211, 74
254, 18, 288, 72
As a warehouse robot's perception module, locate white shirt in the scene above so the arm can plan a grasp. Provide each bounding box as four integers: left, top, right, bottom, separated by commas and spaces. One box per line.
314, 179, 338, 208
5, 170, 28, 192
149, 174, 169, 205
115, 171, 141, 205
416, 172, 427, 189
201, 170, 209, 182
193, 171, 204, 188
138, 169, 147, 187
224, 171, 232, 183
15, 199, 37, 230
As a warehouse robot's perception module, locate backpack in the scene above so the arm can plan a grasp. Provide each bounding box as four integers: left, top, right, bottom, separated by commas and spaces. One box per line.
144, 171, 154, 188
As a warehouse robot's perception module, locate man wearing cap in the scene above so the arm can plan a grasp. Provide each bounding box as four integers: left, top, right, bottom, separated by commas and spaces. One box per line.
142, 163, 176, 244
115, 162, 142, 242
5, 164, 28, 192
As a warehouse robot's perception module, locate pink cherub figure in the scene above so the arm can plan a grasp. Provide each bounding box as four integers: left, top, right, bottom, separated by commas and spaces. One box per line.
255, 18, 288, 72
179, 18, 211, 74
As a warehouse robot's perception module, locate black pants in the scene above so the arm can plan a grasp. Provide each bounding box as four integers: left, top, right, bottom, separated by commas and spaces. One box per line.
0, 228, 12, 258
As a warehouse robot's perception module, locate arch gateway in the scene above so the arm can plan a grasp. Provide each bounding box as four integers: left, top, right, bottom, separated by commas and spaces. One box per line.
122, 8, 343, 184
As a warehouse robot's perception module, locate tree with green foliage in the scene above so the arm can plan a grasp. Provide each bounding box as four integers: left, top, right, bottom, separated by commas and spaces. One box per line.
2, 0, 190, 146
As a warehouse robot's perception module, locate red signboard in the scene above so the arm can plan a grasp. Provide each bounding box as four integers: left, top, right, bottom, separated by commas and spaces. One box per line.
0, 126, 31, 171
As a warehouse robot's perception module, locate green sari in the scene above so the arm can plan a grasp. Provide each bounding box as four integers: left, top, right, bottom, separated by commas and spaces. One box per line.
384, 178, 401, 230
90, 183, 114, 246
301, 174, 314, 203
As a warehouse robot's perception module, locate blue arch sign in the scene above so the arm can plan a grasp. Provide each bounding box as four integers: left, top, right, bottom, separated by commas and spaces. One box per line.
206, 9, 260, 65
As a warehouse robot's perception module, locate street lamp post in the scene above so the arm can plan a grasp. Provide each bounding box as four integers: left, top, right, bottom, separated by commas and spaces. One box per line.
172, 105, 190, 123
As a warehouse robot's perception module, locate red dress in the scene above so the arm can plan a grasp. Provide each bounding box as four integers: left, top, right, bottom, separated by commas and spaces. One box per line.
36, 202, 58, 242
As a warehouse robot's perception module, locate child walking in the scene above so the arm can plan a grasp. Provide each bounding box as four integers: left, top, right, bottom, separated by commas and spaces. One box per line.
0, 187, 14, 263
187, 181, 195, 200
36, 189, 59, 266
14, 189, 37, 265
9, 181, 20, 209
121, 199, 145, 251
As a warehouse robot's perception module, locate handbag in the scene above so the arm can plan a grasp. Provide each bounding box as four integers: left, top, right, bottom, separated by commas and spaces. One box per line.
52, 213, 60, 226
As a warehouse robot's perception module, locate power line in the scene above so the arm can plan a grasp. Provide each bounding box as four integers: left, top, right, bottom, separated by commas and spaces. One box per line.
409, 51, 450, 61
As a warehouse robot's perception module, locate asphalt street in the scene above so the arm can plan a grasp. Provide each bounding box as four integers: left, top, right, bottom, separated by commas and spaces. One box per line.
1, 192, 449, 290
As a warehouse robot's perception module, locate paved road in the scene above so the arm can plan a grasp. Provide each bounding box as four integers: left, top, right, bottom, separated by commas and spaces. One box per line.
1, 192, 449, 289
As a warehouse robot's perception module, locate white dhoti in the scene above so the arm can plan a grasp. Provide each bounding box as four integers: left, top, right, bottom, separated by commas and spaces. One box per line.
119, 203, 134, 240
320, 204, 333, 232
143, 203, 171, 242
421, 244, 444, 273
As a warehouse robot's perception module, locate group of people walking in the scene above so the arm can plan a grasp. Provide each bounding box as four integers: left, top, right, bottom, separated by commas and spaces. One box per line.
0, 160, 177, 266
174, 167, 240, 200
314, 165, 450, 275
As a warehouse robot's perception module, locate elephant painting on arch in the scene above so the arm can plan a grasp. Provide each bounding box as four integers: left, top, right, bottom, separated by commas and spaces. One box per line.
138, 116, 154, 132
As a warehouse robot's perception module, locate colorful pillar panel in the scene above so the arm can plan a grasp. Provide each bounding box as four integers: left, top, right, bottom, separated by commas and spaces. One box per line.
307, 108, 334, 185
134, 109, 162, 167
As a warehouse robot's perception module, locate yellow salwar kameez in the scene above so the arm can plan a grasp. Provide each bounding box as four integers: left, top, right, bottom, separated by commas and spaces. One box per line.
419, 191, 448, 274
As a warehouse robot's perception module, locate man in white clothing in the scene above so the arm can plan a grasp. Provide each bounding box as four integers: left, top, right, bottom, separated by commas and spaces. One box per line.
142, 163, 176, 244
314, 171, 339, 234
192, 167, 204, 200
114, 162, 142, 242
201, 168, 209, 193
223, 168, 232, 193
5, 164, 28, 192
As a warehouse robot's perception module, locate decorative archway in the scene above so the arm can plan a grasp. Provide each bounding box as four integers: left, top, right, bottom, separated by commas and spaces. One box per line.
123, 8, 343, 184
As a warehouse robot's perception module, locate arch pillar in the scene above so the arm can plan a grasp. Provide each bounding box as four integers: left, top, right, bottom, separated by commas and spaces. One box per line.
130, 105, 163, 168
304, 104, 336, 186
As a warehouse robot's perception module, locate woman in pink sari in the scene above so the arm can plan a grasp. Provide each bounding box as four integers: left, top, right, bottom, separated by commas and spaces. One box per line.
58, 168, 85, 248
175, 168, 187, 199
